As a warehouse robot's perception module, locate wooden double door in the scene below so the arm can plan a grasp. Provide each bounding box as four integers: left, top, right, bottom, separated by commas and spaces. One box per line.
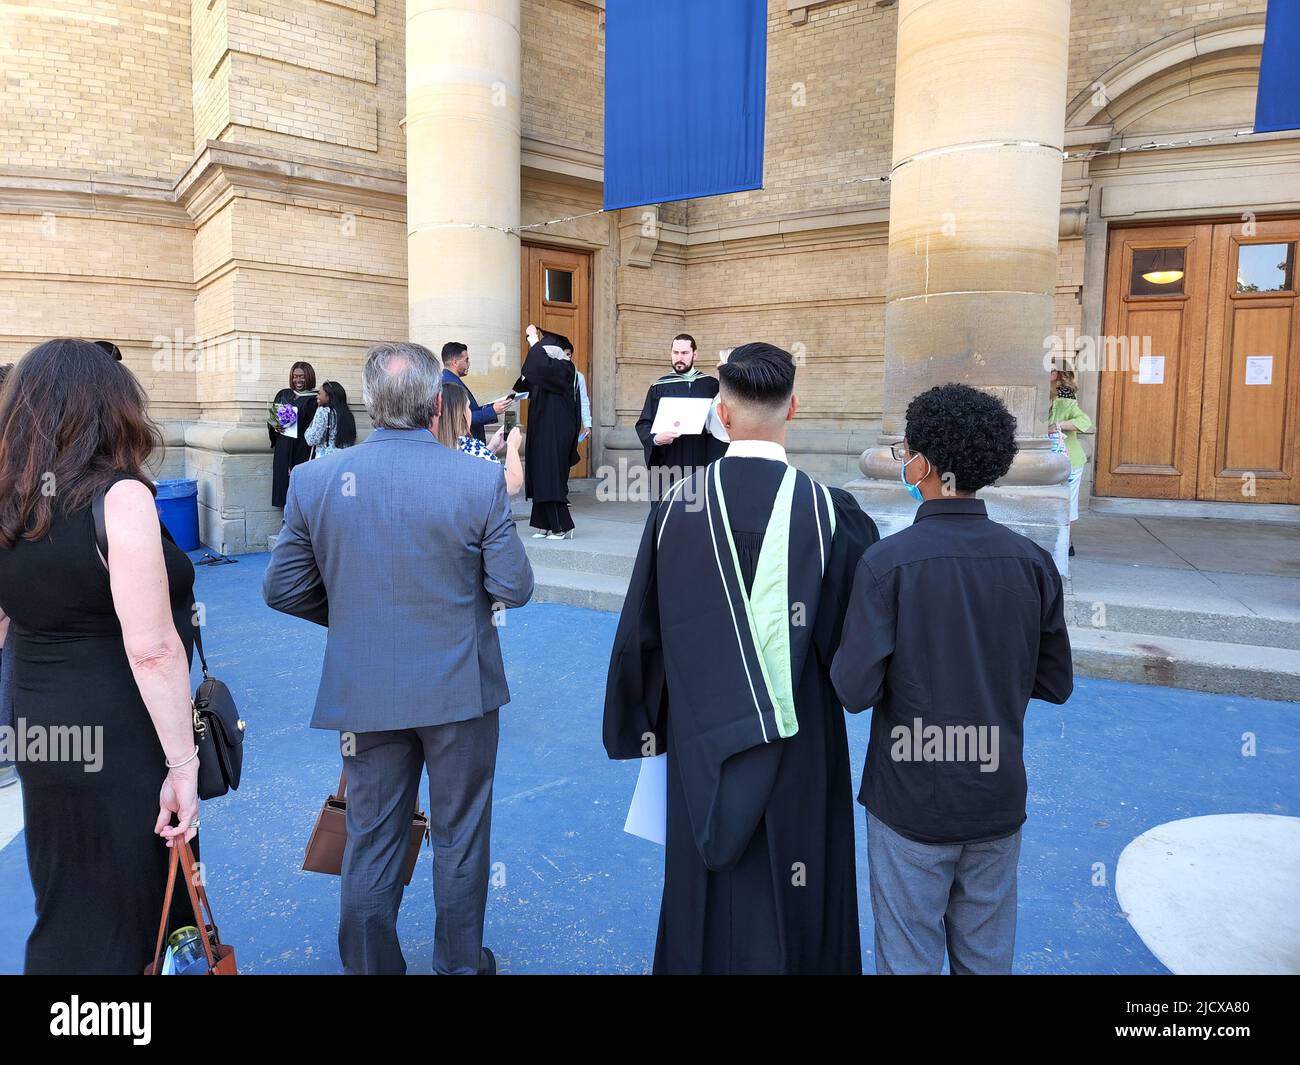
1097, 218, 1300, 503
520, 244, 593, 477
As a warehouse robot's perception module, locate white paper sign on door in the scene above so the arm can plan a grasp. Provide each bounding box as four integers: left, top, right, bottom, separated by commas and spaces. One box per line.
1245, 356, 1274, 386
1137, 355, 1166, 384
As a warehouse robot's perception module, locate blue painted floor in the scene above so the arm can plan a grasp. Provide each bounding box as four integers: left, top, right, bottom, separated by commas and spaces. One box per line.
1, 550, 1296, 974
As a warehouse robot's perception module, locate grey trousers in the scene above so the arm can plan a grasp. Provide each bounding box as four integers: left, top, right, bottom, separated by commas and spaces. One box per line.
339, 711, 500, 975
866, 810, 1022, 975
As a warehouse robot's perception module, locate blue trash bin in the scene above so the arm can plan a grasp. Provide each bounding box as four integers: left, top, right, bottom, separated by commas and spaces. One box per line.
155, 478, 201, 551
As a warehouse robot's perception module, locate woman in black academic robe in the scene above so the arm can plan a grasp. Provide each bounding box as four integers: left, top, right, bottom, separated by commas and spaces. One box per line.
513, 333, 580, 537
268, 362, 318, 508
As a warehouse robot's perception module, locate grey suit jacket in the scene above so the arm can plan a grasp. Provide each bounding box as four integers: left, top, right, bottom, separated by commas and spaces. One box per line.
263, 428, 534, 732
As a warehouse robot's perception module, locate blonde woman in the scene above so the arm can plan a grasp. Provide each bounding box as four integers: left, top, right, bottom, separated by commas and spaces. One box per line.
438, 380, 524, 496
1048, 365, 1093, 557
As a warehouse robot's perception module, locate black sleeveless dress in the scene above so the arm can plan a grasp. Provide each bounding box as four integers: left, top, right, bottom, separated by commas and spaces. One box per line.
0, 475, 197, 974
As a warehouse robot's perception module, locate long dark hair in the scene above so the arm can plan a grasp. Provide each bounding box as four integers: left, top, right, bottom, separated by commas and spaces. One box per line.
436, 382, 472, 449
0, 338, 161, 549
320, 380, 357, 447
289, 361, 317, 391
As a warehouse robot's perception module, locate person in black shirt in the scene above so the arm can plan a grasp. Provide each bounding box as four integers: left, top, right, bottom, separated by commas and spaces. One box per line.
832, 383, 1073, 974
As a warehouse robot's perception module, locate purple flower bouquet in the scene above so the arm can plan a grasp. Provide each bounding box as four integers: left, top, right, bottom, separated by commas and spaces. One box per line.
267, 401, 299, 431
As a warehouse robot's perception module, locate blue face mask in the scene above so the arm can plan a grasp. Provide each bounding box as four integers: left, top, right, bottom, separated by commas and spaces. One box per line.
900, 452, 927, 503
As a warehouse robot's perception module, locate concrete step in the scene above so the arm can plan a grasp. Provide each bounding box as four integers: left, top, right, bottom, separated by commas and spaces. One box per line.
1068, 627, 1300, 703
1063, 599, 1300, 651
521, 555, 1300, 702
522, 541, 1300, 653
529, 564, 629, 613
521, 537, 637, 579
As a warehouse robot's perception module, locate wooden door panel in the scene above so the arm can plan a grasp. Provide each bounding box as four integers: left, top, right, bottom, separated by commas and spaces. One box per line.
1198, 218, 1300, 503
1223, 304, 1291, 472
1113, 305, 1188, 471
1096, 224, 1211, 500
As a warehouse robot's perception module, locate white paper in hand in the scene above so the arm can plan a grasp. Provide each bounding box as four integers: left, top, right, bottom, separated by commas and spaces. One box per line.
650, 397, 712, 437
623, 755, 668, 846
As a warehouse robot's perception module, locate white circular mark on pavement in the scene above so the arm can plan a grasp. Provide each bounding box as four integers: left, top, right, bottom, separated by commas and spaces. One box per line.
1116, 813, 1300, 975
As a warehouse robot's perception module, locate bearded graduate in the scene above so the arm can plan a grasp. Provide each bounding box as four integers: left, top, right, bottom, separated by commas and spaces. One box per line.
603, 342, 879, 975
634, 333, 727, 500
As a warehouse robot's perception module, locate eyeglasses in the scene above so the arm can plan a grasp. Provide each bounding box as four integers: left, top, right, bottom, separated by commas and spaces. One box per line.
889, 443, 909, 462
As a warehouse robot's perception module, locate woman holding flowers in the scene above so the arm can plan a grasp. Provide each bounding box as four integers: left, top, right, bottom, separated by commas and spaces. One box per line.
268, 361, 318, 508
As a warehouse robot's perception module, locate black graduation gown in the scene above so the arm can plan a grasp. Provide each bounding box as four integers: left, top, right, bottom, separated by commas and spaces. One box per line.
634, 374, 727, 499
269, 388, 317, 508
603, 456, 879, 974
513, 342, 580, 504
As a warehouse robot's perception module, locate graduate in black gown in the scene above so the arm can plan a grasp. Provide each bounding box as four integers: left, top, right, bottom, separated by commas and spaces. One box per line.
634, 333, 727, 500
604, 342, 879, 974
268, 361, 318, 508
513, 327, 581, 537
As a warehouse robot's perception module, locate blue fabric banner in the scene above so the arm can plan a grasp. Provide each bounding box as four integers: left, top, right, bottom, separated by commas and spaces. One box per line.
603, 0, 768, 211
1255, 0, 1300, 133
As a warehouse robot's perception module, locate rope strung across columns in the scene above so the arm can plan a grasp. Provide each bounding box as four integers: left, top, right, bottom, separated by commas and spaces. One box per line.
431, 128, 1284, 234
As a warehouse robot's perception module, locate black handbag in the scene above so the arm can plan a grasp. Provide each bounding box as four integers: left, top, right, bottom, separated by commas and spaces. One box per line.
92, 492, 245, 800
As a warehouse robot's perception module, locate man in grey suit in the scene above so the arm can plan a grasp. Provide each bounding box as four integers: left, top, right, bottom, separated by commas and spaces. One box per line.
263, 341, 534, 975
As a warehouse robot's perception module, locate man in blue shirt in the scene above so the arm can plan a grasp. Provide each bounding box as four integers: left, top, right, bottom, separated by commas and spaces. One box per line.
441, 342, 512, 444
832, 383, 1073, 974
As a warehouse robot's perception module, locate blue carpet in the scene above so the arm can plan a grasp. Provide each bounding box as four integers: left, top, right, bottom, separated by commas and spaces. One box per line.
1, 551, 1296, 973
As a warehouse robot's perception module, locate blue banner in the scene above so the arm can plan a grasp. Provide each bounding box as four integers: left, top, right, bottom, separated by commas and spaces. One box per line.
1255, 0, 1300, 133
603, 0, 768, 211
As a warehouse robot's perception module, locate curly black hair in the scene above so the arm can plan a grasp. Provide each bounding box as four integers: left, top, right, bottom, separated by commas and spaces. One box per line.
904, 383, 1018, 493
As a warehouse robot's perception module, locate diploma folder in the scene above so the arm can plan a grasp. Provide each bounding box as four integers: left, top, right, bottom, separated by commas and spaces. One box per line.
623, 755, 668, 846
650, 397, 712, 437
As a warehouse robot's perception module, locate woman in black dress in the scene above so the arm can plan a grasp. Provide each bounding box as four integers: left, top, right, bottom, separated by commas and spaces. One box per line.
269, 361, 318, 507
514, 327, 581, 538
0, 339, 201, 975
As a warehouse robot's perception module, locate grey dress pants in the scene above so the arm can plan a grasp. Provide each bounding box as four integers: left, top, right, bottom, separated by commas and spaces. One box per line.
339, 711, 500, 975
866, 810, 1022, 975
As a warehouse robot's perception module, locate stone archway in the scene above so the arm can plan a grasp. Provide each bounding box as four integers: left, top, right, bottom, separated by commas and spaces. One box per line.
1065, 13, 1267, 138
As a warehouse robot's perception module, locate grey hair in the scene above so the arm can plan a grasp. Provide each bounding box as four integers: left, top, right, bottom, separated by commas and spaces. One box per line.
362, 342, 443, 429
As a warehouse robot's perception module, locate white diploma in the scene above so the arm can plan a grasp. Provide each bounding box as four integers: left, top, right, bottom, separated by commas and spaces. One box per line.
623, 755, 668, 846
651, 396, 712, 437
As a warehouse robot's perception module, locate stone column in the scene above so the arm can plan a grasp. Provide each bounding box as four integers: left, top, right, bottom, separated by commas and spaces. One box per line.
406, 0, 521, 400
851, 0, 1074, 565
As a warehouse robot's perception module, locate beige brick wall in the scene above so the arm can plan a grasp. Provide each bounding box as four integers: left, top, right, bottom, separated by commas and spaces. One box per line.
1066, 0, 1268, 101
614, 255, 687, 422
191, 190, 406, 423
191, 0, 405, 174
683, 237, 888, 427
689, 0, 897, 227
521, 0, 604, 155
1054, 236, 1087, 357
0, 0, 193, 179
0, 206, 197, 417
0, 0, 1277, 465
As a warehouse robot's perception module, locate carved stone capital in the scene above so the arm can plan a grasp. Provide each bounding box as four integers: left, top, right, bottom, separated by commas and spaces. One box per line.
618, 205, 660, 268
